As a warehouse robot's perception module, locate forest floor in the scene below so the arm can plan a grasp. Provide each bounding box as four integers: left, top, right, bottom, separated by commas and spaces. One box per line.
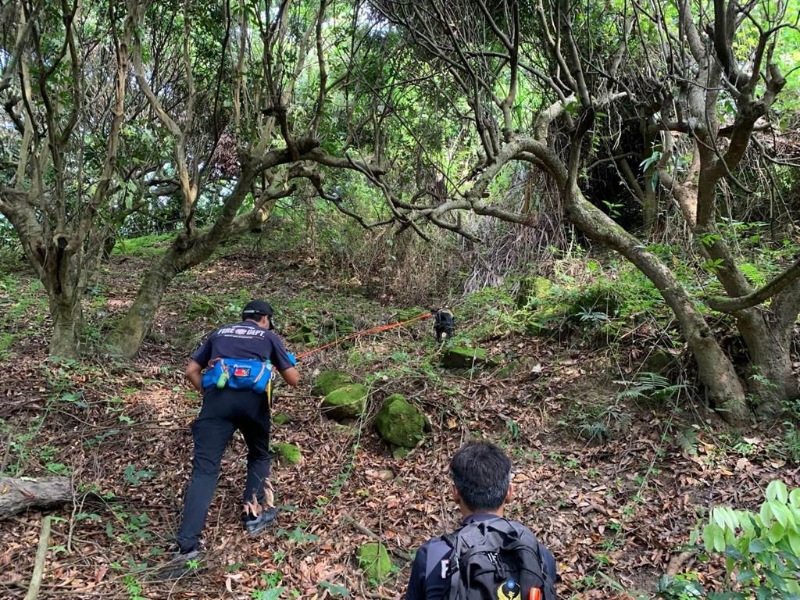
1, 237, 799, 600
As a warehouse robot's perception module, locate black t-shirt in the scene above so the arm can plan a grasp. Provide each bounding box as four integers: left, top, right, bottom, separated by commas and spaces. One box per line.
190, 321, 294, 372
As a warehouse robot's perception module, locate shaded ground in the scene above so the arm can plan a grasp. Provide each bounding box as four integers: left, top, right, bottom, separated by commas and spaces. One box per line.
1, 241, 798, 600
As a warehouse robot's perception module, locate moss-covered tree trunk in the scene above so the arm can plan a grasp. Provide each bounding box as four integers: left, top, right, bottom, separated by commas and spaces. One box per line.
39, 235, 86, 359
109, 251, 180, 358
563, 184, 751, 425
736, 286, 800, 418
48, 292, 84, 359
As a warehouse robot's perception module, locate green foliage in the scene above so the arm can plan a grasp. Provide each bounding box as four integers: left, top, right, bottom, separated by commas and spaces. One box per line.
507, 263, 666, 341
112, 233, 173, 258
703, 480, 800, 598
0, 332, 15, 359
661, 481, 800, 600
318, 581, 349, 597
616, 372, 686, 405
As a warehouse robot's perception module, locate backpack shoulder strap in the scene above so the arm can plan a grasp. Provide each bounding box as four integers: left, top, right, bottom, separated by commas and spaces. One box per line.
506, 522, 559, 600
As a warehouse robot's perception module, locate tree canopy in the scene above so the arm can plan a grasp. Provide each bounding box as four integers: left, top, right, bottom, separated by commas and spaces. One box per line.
1, 0, 800, 423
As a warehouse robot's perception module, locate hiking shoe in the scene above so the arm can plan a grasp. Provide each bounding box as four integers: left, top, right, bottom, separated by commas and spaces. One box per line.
155, 548, 205, 580
243, 507, 277, 537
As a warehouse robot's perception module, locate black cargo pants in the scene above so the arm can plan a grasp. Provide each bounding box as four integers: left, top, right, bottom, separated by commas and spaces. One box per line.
176, 387, 271, 553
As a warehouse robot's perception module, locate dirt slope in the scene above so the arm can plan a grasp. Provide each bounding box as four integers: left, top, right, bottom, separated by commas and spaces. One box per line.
1, 244, 798, 600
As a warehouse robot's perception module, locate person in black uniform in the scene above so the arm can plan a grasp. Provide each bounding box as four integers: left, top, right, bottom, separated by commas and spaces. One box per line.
163, 300, 299, 577
405, 442, 558, 599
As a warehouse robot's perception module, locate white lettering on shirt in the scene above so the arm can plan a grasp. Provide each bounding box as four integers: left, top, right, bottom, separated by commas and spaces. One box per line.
217, 327, 266, 338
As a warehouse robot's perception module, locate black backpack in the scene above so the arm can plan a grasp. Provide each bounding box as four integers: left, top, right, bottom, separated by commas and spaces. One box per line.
443, 518, 557, 600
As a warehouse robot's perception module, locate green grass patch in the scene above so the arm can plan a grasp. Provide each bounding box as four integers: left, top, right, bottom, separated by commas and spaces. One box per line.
0, 332, 15, 359
112, 233, 174, 258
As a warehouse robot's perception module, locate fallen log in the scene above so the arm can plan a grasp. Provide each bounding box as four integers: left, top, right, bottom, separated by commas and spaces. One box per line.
0, 476, 71, 518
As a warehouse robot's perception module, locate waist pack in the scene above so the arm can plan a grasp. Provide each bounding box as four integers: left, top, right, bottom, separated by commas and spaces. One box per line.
202, 358, 272, 394
443, 518, 557, 600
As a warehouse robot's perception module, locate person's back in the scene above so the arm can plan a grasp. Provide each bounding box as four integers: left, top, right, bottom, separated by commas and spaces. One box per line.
406, 442, 558, 600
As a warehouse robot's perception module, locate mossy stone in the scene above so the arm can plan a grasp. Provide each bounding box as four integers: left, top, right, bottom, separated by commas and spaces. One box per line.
312, 370, 354, 397
441, 346, 499, 369
524, 307, 562, 336
392, 447, 411, 459
643, 350, 677, 376
357, 542, 392, 582
272, 412, 291, 425
516, 276, 554, 308
321, 384, 369, 421
272, 442, 303, 465
495, 361, 520, 379
288, 324, 317, 345
375, 394, 425, 448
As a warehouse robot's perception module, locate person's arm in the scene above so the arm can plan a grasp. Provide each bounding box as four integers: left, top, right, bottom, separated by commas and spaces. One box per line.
405, 546, 427, 600
266, 334, 300, 386
186, 359, 204, 392
278, 366, 300, 387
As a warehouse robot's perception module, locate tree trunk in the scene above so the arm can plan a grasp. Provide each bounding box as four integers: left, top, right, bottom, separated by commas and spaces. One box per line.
564, 185, 752, 425
0, 476, 71, 518
48, 295, 84, 358
687, 328, 752, 423
109, 252, 179, 358
41, 241, 84, 359
737, 309, 799, 419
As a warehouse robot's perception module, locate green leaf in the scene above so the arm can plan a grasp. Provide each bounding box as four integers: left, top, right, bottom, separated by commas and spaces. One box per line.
787, 530, 800, 557
770, 501, 791, 529
252, 588, 284, 600
318, 581, 349, 597
766, 480, 789, 503
768, 522, 785, 545
749, 538, 768, 553
761, 501, 773, 526
704, 523, 721, 552
736, 569, 756, 583
755, 588, 774, 600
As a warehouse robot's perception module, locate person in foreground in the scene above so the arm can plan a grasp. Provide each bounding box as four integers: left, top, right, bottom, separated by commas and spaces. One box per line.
161, 300, 299, 579
406, 441, 558, 600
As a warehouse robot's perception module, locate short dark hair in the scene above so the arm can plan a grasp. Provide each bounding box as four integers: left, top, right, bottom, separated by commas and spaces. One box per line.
449, 441, 511, 511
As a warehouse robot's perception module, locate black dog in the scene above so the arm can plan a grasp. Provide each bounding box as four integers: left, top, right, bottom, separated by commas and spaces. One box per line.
432, 309, 455, 343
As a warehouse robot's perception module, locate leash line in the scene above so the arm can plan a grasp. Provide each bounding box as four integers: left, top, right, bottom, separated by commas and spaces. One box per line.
295, 312, 433, 360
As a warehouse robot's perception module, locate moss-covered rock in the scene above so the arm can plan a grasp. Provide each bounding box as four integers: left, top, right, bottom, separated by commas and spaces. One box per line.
272, 412, 291, 426
287, 324, 317, 345
272, 442, 303, 465
494, 361, 520, 379
516, 276, 554, 308
441, 346, 499, 369
321, 384, 369, 421
523, 307, 562, 336
392, 447, 411, 459
375, 394, 425, 448
643, 350, 677, 376
312, 371, 354, 397
357, 542, 392, 582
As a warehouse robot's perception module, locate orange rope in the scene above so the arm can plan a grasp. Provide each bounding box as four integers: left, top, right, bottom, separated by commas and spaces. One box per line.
295, 312, 432, 359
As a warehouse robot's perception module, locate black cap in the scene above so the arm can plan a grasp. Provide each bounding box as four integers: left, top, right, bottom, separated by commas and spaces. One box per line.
242, 300, 274, 318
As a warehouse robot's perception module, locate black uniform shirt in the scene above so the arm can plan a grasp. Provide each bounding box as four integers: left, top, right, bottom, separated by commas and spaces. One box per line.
191, 321, 294, 372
